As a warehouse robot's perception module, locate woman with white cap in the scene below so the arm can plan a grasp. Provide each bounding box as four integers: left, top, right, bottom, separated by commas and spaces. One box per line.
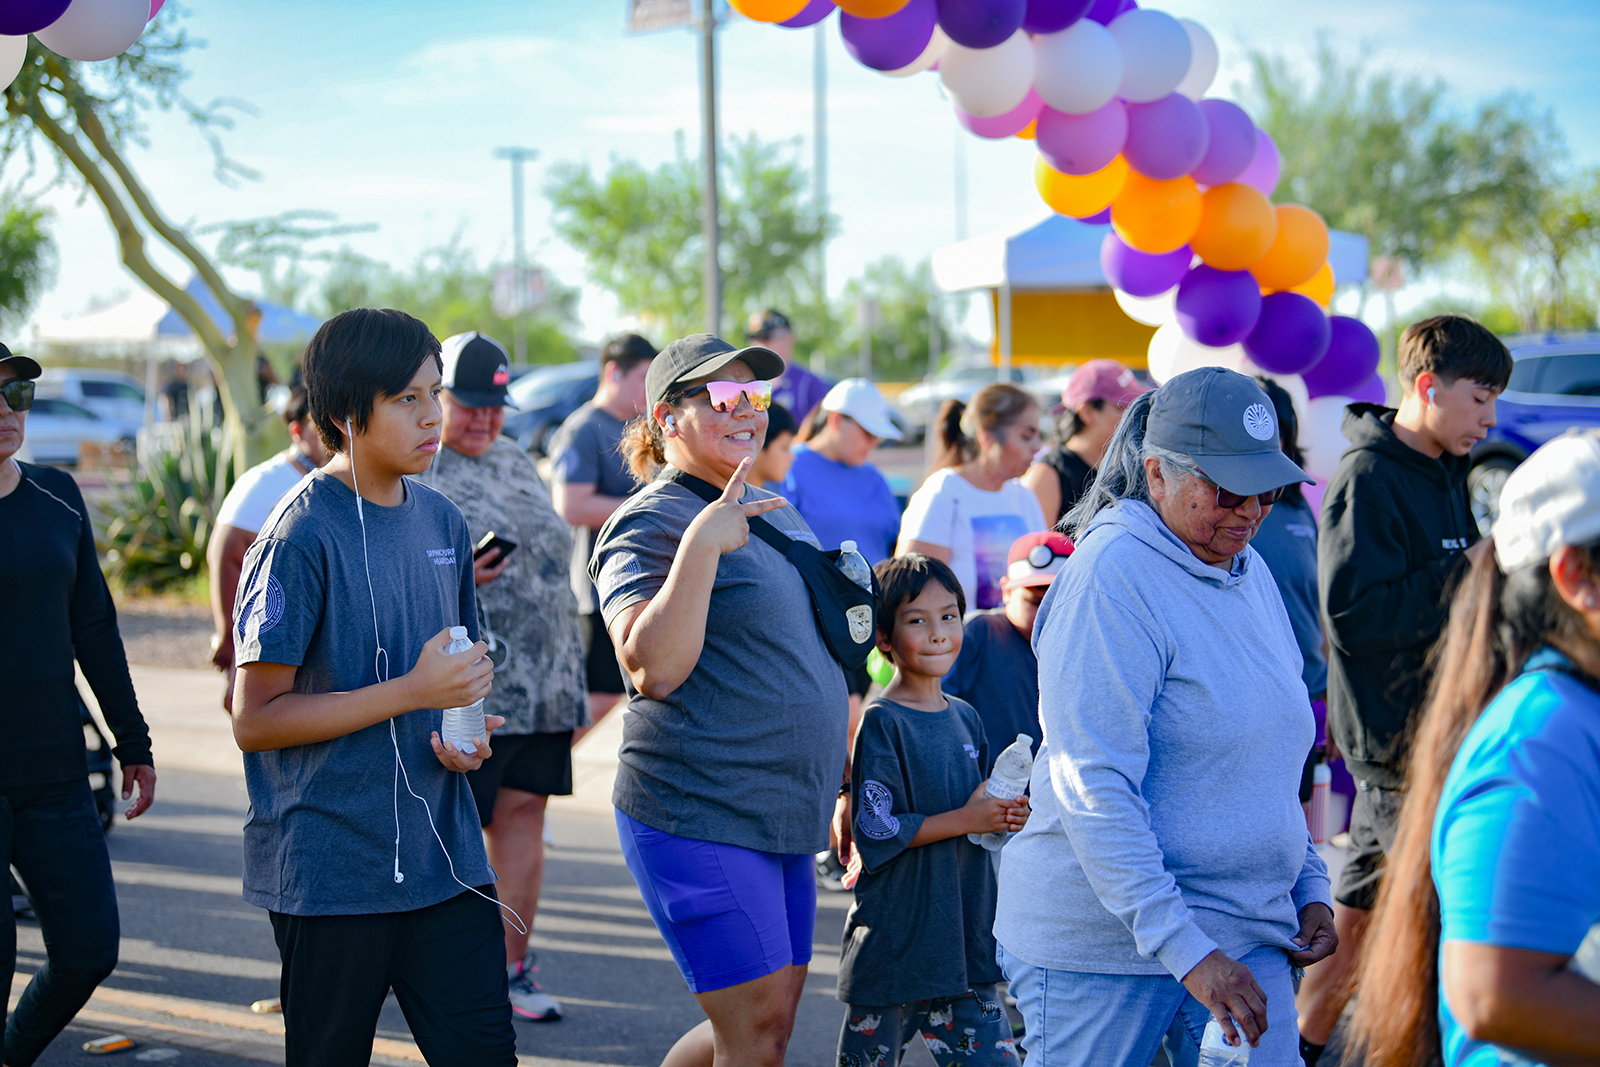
993, 366, 1336, 1066
1023, 358, 1149, 527
784, 377, 903, 567
1348, 430, 1600, 1067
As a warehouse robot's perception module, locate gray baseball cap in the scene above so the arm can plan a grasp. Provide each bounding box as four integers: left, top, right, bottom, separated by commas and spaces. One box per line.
1146, 366, 1312, 495
646, 333, 786, 411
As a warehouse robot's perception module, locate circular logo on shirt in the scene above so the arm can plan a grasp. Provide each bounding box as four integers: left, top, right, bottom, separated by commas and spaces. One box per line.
237, 573, 286, 639
1243, 403, 1276, 441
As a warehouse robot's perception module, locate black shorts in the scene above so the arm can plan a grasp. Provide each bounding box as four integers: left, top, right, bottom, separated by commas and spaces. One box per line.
584, 612, 626, 695
1334, 782, 1403, 911
467, 731, 575, 827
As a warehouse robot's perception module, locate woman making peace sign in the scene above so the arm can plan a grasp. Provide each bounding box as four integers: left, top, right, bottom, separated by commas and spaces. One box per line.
590, 335, 850, 1067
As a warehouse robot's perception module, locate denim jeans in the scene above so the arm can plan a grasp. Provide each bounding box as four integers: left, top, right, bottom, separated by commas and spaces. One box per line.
997, 942, 1303, 1067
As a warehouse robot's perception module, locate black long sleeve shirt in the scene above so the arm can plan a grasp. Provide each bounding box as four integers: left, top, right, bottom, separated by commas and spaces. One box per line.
2, 461, 153, 787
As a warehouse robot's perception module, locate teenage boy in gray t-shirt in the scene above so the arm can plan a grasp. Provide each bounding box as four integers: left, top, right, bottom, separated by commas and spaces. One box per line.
231, 309, 516, 1067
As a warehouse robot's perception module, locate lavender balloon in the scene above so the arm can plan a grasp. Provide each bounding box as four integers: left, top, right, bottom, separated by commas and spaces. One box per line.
780, 0, 836, 27
1123, 93, 1209, 181
0, 0, 69, 35
1191, 99, 1257, 187
1242, 292, 1331, 375
1084, 0, 1133, 25
936, 0, 1026, 49
1036, 100, 1126, 176
1236, 130, 1281, 198
1175, 265, 1262, 348
842, 0, 935, 71
1102, 234, 1190, 298
1022, 0, 1093, 33
1302, 316, 1381, 398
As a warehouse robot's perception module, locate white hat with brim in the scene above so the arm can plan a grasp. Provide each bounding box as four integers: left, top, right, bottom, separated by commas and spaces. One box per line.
1493, 430, 1600, 571
821, 377, 902, 441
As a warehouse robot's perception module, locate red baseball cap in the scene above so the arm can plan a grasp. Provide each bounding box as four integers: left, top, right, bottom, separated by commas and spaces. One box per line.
1002, 531, 1075, 590
1063, 359, 1149, 412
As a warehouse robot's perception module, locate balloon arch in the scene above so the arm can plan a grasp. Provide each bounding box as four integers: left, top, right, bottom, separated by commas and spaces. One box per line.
0, 0, 167, 87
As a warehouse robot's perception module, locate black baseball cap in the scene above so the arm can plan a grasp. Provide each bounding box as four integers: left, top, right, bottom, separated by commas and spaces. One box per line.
0, 342, 41, 380
440, 332, 518, 409
1145, 366, 1312, 495
646, 334, 786, 411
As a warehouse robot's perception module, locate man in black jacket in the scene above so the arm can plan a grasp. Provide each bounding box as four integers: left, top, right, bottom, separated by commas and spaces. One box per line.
1295, 315, 1511, 1064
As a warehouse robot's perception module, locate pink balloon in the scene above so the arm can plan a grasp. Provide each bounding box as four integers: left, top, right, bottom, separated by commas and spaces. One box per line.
1123, 93, 1208, 182
149, 0, 165, 16
1236, 130, 1281, 198
954, 88, 1042, 139
1035, 99, 1127, 175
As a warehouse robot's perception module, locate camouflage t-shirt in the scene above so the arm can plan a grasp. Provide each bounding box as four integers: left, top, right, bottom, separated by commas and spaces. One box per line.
427, 437, 589, 735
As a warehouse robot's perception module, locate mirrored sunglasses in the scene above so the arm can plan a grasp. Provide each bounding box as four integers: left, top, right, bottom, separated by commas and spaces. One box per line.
0, 379, 34, 412
1197, 471, 1285, 510
680, 379, 773, 412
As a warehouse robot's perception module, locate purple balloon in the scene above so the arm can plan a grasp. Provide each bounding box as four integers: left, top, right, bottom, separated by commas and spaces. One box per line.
1175, 265, 1263, 347
1302, 316, 1382, 398
1021, 0, 1093, 33
0, 0, 69, 35
1084, 0, 1134, 25
1191, 100, 1258, 188
780, 0, 836, 27
1036, 100, 1127, 176
935, 0, 1026, 49
1344, 373, 1388, 405
1101, 234, 1190, 297
1123, 94, 1209, 182
1242, 292, 1332, 375
1079, 206, 1113, 224
841, 0, 936, 71
1236, 130, 1281, 198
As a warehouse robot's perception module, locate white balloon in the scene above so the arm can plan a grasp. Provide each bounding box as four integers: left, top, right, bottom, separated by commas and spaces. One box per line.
1107, 9, 1192, 104
1172, 18, 1218, 100
1244, 361, 1312, 449
885, 25, 947, 78
1147, 322, 1247, 384
1115, 286, 1177, 328
0, 35, 26, 90
1301, 394, 1355, 484
1032, 19, 1122, 115
939, 31, 1034, 118
35, 0, 147, 62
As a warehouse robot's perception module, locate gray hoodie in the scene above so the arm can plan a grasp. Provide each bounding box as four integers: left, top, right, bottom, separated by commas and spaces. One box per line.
993, 499, 1330, 979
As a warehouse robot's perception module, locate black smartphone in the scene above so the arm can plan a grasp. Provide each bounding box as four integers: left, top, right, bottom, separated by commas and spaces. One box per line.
473, 530, 519, 566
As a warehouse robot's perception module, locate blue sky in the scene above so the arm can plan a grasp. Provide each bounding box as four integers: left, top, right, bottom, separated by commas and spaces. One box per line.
14, 0, 1600, 345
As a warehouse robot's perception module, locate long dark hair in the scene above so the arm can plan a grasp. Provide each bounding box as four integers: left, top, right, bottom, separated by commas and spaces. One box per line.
1349, 539, 1600, 1067
1253, 376, 1305, 507
933, 382, 1037, 471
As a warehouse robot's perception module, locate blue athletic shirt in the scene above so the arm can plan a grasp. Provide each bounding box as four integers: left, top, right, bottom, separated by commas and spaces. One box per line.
1433, 648, 1600, 1067
782, 445, 901, 565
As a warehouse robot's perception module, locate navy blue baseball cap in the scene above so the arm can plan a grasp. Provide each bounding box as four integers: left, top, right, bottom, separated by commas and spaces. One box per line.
1146, 367, 1312, 495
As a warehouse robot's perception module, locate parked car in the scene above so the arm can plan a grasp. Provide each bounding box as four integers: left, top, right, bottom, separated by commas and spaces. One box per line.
24, 396, 132, 466
34, 368, 146, 437
500, 361, 598, 455
1468, 334, 1600, 535
895, 361, 1057, 439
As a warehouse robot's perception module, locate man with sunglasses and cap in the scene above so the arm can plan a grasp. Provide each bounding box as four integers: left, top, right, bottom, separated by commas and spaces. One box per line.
747, 309, 829, 424
0, 345, 157, 1067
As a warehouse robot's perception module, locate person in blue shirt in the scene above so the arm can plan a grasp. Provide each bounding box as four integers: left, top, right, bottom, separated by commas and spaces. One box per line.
784, 378, 903, 566
1347, 430, 1600, 1067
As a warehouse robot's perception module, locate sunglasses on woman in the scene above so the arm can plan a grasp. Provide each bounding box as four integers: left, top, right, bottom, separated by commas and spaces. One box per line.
677, 379, 773, 413
0, 379, 34, 412
1197, 471, 1285, 510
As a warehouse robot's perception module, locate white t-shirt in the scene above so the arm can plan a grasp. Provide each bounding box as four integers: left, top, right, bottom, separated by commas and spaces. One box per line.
216, 450, 311, 534
899, 468, 1046, 612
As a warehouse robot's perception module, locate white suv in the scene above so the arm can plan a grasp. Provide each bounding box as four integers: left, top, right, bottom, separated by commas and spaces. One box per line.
34, 368, 146, 437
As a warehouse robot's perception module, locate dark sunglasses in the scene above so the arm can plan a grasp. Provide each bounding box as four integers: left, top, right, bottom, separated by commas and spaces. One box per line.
0, 379, 34, 412
677, 379, 773, 412
1197, 471, 1285, 510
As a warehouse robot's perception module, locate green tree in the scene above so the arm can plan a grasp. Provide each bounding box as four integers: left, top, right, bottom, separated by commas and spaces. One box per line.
0, 192, 55, 330
545, 133, 831, 342
828, 256, 947, 382
1462, 168, 1600, 332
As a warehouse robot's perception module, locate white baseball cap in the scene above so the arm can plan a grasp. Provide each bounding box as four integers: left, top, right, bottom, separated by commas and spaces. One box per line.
821, 378, 902, 441
1493, 430, 1600, 571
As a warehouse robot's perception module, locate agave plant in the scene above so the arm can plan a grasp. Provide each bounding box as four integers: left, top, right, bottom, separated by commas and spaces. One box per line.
99, 412, 236, 593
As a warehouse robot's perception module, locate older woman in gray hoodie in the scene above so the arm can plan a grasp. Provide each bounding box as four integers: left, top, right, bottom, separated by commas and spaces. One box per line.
993, 367, 1337, 1067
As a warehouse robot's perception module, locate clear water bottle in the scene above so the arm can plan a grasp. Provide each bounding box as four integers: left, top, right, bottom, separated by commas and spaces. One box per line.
837, 540, 872, 591
1569, 922, 1600, 983
1198, 1018, 1249, 1067
439, 625, 486, 758
970, 733, 1033, 851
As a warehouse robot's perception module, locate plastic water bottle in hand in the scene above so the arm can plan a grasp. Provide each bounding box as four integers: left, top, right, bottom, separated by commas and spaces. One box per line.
969, 733, 1033, 851
1569, 922, 1600, 983
1198, 1018, 1250, 1067
439, 626, 486, 758
837, 540, 872, 591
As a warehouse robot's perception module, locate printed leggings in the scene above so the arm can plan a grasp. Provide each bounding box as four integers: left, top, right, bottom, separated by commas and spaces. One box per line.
839, 983, 1018, 1067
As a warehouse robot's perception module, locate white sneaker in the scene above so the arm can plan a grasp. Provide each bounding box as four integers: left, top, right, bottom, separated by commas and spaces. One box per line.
507, 950, 562, 1022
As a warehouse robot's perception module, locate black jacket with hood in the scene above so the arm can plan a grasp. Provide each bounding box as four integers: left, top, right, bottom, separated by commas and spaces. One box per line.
1318, 404, 1476, 789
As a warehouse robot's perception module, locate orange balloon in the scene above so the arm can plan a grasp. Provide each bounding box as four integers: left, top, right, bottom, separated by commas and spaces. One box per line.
1190, 183, 1278, 271
1111, 173, 1202, 254
1250, 205, 1330, 290
1035, 154, 1128, 219
1016, 120, 1037, 141
834, 0, 911, 15
1288, 261, 1335, 306
728, 0, 810, 19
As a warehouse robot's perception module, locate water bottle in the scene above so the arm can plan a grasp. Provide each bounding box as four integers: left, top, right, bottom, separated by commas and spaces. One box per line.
969, 733, 1033, 851
1198, 1018, 1250, 1067
837, 540, 872, 591
1569, 922, 1600, 983
439, 626, 486, 757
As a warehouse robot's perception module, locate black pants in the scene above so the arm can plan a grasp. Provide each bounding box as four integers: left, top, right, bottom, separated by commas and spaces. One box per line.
269, 888, 517, 1067
2, 778, 121, 1067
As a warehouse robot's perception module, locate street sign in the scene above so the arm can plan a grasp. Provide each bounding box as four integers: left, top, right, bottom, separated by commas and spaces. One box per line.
493, 266, 548, 318
627, 0, 692, 32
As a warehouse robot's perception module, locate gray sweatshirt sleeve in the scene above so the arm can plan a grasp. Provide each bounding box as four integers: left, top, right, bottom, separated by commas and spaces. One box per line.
1038, 588, 1219, 980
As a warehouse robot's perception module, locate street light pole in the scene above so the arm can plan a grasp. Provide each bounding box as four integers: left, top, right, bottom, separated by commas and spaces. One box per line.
493, 146, 538, 364
700, 0, 721, 337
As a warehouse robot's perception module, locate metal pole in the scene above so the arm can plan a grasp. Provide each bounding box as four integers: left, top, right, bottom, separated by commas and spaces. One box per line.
998, 281, 1013, 380
494, 146, 538, 364
813, 22, 827, 304
700, 0, 722, 337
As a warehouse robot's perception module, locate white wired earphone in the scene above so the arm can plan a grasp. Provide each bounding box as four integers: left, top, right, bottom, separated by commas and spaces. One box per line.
346, 417, 525, 934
